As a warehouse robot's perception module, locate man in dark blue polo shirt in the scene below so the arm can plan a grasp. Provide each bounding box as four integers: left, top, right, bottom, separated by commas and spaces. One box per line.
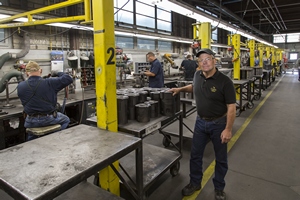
180, 54, 198, 81
144, 52, 164, 88
169, 48, 236, 200
17, 61, 73, 140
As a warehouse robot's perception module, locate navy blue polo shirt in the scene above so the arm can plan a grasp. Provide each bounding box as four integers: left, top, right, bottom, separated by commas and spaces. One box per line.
17, 72, 73, 115
193, 68, 236, 118
181, 59, 198, 81
149, 59, 164, 88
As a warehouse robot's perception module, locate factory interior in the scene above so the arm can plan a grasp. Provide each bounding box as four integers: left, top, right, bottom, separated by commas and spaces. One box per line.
0, 0, 300, 200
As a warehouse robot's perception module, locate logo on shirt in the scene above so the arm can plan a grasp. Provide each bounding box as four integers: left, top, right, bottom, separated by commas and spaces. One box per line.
211, 86, 217, 92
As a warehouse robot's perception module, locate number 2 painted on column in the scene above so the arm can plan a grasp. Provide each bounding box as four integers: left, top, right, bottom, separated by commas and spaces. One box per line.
107, 47, 115, 65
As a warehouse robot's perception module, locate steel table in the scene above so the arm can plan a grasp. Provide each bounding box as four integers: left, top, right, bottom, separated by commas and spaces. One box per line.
0, 124, 143, 200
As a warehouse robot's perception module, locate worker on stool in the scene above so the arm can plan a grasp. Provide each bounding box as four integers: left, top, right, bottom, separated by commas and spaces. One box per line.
17, 61, 73, 140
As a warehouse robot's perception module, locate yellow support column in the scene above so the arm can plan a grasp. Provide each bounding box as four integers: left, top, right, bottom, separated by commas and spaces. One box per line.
93, 0, 119, 196
248, 40, 255, 67
199, 22, 211, 49
258, 44, 264, 67
232, 34, 241, 80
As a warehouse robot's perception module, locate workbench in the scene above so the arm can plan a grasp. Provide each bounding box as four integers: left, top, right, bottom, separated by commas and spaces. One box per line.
262, 69, 272, 89
0, 124, 143, 200
86, 111, 183, 197
232, 79, 252, 116
0, 89, 97, 149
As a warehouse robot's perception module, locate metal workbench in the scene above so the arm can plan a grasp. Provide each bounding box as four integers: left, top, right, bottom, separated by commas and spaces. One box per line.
232, 79, 252, 116
0, 89, 97, 149
87, 111, 183, 197
0, 124, 143, 200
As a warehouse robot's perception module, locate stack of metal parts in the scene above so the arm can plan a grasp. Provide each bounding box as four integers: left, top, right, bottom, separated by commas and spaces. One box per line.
116, 87, 180, 125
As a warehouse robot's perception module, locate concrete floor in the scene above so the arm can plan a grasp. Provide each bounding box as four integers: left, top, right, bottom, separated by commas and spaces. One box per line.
1, 72, 300, 200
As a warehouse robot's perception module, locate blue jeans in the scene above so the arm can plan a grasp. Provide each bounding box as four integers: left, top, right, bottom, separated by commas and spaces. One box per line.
190, 116, 228, 190
25, 112, 70, 140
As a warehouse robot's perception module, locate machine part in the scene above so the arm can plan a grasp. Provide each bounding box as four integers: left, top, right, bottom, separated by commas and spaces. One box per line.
138, 91, 148, 103
117, 95, 128, 125
177, 81, 186, 98
150, 91, 161, 114
0, 70, 24, 93
127, 93, 139, 120
80, 54, 89, 68
135, 103, 150, 123
0, 33, 30, 70
145, 100, 159, 118
161, 91, 180, 117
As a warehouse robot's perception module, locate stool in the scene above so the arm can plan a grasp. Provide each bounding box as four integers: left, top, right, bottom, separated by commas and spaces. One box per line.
26, 124, 61, 137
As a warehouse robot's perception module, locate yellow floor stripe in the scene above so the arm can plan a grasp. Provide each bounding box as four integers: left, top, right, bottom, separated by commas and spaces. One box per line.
183, 76, 283, 200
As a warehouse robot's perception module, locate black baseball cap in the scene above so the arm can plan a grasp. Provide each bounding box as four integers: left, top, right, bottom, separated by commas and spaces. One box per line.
196, 48, 216, 57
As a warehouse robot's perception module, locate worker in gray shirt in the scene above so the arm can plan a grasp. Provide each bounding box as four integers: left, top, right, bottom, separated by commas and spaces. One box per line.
296, 58, 300, 81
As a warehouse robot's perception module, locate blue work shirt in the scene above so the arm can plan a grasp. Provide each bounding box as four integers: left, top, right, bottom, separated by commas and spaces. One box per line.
149, 59, 164, 88
17, 72, 73, 115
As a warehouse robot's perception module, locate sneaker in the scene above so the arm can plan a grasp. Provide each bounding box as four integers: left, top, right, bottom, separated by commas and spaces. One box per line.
215, 189, 226, 200
182, 183, 201, 196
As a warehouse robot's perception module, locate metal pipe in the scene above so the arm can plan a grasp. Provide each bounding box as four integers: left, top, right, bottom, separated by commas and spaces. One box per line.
206, 0, 266, 36
271, 0, 287, 30
0, 70, 24, 93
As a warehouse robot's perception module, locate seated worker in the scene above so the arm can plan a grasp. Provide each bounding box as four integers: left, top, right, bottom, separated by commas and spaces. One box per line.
17, 61, 73, 140
180, 55, 198, 81
144, 52, 164, 88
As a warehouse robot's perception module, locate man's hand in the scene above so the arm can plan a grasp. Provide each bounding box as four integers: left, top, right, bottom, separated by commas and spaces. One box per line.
168, 88, 181, 96
220, 129, 232, 144
51, 70, 59, 77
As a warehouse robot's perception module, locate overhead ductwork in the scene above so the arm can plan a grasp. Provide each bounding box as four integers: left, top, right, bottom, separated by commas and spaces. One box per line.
0, 33, 30, 70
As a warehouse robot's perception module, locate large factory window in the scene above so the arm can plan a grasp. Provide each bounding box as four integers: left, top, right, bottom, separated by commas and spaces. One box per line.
0, 29, 10, 47
116, 36, 134, 49
158, 40, 172, 51
137, 38, 155, 50
136, 1, 155, 17
114, 9, 133, 24
273, 34, 286, 43
287, 34, 300, 43
136, 14, 155, 28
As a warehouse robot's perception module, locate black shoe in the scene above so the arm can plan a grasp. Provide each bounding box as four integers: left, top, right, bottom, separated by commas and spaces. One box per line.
215, 189, 226, 200
182, 183, 201, 196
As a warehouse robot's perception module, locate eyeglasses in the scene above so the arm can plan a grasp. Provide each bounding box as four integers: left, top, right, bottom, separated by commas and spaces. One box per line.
198, 57, 214, 63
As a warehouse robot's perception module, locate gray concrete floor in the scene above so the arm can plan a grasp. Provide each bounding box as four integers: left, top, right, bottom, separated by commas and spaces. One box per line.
1, 72, 300, 200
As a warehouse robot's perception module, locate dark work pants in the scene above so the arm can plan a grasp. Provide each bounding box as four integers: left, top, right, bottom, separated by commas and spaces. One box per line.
189, 116, 228, 190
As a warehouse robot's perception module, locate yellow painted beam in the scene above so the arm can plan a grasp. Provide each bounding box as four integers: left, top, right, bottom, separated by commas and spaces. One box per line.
232, 34, 240, 80
0, 0, 84, 24
93, 0, 119, 196
200, 22, 211, 49
248, 40, 255, 67
0, 15, 85, 28
84, 0, 91, 22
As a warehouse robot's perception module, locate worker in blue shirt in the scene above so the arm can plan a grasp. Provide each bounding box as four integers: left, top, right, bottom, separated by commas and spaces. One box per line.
144, 52, 164, 88
17, 61, 73, 140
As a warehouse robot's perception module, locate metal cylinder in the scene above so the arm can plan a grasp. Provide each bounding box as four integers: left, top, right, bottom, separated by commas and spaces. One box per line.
135, 103, 150, 123
127, 93, 139, 120
139, 91, 148, 103
178, 81, 186, 98
150, 91, 161, 114
117, 95, 128, 125
145, 100, 159, 118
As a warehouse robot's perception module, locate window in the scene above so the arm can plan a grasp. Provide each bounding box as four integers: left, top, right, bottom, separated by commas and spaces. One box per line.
287, 34, 300, 43
115, 36, 134, 49
212, 28, 218, 42
273, 35, 285, 43
289, 53, 298, 60
158, 40, 172, 51
0, 29, 10, 48
114, 9, 133, 24
136, 14, 155, 28
137, 38, 155, 50
136, 2, 154, 17
157, 20, 171, 32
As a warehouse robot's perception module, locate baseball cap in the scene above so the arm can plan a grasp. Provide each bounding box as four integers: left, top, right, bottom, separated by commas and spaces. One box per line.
196, 48, 216, 57
25, 61, 41, 72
